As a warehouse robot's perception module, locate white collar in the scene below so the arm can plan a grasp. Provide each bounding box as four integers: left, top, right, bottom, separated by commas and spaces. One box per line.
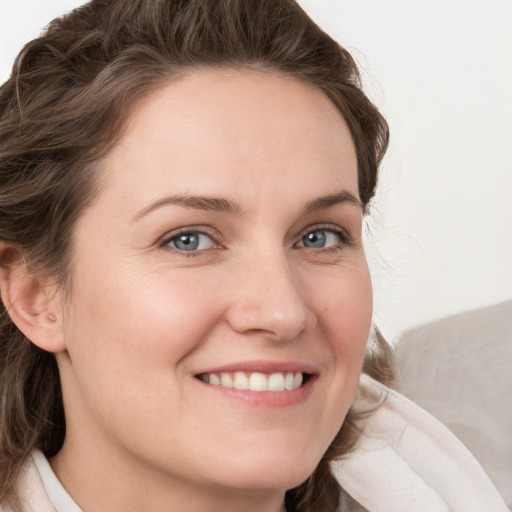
32, 451, 83, 512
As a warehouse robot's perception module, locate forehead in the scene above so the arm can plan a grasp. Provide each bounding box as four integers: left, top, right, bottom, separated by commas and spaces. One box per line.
95, 68, 358, 212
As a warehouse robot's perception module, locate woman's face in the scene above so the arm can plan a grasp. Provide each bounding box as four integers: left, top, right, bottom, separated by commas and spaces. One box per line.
53, 69, 372, 508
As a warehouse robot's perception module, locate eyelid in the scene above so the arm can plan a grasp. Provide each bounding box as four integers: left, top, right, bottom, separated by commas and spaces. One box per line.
159, 225, 223, 251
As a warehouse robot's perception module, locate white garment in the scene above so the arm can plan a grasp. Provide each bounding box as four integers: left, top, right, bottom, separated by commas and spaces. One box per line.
2, 376, 508, 511
31, 452, 81, 512
334, 375, 509, 511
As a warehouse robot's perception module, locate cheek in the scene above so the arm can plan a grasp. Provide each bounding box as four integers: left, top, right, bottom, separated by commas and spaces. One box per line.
317, 263, 372, 419
319, 263, 373, 354
63, 261, 224, 379
59, 265, 226, 439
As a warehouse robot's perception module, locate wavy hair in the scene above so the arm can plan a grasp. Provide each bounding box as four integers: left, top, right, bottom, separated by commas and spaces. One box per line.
0, 1, 393, 510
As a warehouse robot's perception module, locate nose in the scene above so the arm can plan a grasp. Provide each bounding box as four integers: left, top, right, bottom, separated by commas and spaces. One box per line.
225, 251, 317, 341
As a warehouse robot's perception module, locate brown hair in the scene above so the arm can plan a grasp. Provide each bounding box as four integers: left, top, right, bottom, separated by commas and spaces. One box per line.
0, 1, 392, 510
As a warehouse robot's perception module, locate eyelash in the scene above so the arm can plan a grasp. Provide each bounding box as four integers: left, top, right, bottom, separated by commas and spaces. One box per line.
159, 226, 221, 256
295, 224, 353, 252
159, 224, 353, 256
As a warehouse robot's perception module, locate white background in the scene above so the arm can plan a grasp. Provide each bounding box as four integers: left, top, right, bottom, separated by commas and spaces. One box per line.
1, 0, 511, 340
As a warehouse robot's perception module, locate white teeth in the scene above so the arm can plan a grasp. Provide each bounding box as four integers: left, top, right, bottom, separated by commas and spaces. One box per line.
284, 372, 295, 390
220, 373, 233, 388
249, 372, 267, 391
201, 371, 305, 392
233, 372, 249, 390
209, 374, 221, 386
268, 373, 285, 391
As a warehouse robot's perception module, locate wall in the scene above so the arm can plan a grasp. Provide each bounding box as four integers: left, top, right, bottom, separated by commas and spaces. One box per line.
1, 0, 511, 340
300, 0, 512, 340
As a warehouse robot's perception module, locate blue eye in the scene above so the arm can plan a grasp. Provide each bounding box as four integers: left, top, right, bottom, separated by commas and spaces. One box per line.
299, 229, 343, 249
166, 232, 215, 251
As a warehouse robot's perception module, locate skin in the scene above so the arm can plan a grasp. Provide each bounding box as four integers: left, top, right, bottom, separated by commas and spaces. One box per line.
23, 69, 372, 511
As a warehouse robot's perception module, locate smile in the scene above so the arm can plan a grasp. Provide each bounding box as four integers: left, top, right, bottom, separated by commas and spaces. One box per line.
196, 371, 307, 392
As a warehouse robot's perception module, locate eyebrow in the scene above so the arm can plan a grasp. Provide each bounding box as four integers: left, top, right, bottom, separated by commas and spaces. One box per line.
131, 194, 242, 221
132, 190, 362, 222
302, 191, 363, 214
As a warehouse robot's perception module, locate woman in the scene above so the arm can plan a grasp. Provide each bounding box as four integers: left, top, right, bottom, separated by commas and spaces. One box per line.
0, 1, 507, 511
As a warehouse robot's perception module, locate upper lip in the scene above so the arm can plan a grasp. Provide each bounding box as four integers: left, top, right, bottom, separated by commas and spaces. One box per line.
195, 360, 319, 376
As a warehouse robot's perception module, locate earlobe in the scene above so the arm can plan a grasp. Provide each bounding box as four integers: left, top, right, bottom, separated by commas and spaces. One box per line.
0, 245, 66, 353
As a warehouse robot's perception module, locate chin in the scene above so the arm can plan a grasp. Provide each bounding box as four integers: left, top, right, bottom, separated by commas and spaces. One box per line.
207, 447, 323, 493
198, 413, 346, 493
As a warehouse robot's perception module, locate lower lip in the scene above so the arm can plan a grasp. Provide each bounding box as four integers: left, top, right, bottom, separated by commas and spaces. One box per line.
195, 375, 316, 408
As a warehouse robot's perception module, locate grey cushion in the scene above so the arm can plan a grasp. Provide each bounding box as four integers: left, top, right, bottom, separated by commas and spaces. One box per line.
395, 301, 512, 507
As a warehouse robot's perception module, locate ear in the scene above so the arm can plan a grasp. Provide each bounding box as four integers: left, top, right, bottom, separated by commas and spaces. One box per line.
0, 244, 66, 353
